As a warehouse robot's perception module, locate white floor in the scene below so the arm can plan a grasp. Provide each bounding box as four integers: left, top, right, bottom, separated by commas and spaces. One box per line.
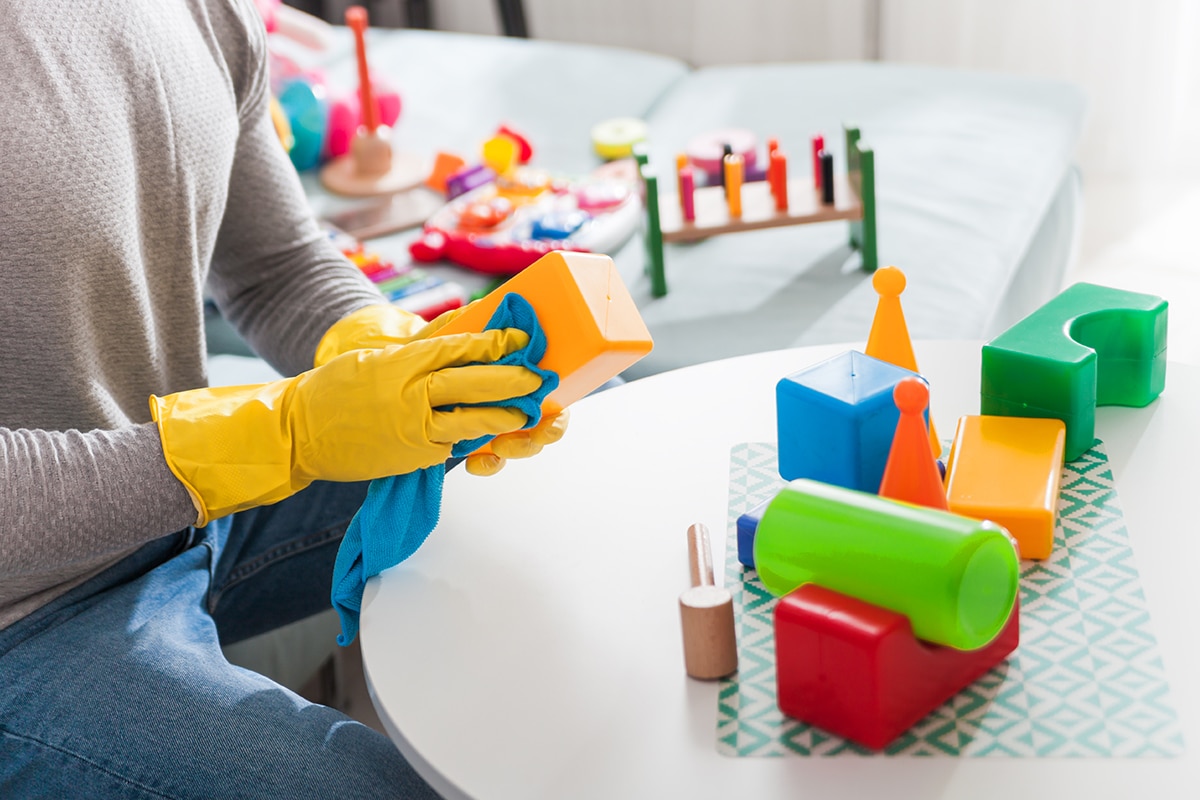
1067, 176, 1200, 367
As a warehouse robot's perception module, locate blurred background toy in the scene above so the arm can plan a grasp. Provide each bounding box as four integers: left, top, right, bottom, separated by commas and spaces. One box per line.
257, 1, 403, 177
318, 6, 423, 196
410, 164, 641, 275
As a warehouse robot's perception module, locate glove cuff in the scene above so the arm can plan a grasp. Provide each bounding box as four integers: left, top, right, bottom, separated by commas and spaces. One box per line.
150, 381, 307, 526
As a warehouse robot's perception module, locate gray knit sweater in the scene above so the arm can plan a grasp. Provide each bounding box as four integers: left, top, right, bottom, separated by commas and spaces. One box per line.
0, 0, 386, 629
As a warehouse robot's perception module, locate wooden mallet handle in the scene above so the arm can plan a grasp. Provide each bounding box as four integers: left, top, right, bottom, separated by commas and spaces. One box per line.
679, 523, 738, 680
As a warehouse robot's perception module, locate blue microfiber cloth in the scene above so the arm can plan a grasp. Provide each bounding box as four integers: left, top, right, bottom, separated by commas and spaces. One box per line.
331, 294, 559, 645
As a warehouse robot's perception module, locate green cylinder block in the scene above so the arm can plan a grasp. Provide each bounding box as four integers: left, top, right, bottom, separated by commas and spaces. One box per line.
755, 479, 1019, 651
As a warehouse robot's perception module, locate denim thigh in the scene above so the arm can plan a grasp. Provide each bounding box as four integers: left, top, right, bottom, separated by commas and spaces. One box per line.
204, 480, 370, 645
0, 483, 440, 799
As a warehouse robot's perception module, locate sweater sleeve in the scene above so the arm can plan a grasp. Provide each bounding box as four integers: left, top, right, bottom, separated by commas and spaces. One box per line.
205, 6, 386, 377
0, 424, 198, 603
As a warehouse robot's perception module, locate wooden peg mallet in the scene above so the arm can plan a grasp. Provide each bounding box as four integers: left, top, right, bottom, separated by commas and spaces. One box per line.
319, 5, 426, 197
679, 523, 738, 680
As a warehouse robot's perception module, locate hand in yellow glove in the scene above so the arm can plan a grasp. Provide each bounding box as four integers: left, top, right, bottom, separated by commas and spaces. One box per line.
463, 408, 570, 476
316, 303, 570, 476
153, 329, 539, 526
312, 303, 468, 367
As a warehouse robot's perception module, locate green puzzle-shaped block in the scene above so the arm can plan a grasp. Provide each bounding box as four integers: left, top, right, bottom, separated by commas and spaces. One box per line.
981, 282, 1168, 461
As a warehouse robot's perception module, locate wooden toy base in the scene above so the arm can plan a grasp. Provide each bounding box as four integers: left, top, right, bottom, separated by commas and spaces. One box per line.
658, 176, 861, 243
319, 150, 428, 197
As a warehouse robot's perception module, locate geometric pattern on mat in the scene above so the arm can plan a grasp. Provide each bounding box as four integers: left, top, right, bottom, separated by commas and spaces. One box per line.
717, 441, 1184, 757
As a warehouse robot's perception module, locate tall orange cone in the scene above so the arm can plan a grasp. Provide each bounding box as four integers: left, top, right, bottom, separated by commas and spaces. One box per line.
879, 377, 949, 510
865, 266, 942, 459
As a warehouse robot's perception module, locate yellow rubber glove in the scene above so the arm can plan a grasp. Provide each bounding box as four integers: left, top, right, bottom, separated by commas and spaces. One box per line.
313, 303, 467, 368
316, 303, 570, 476
153, 329, 538, 526
464, 408, 571, 476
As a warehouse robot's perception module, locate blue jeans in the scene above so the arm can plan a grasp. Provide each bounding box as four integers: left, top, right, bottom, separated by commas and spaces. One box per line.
0, 480, 442, 799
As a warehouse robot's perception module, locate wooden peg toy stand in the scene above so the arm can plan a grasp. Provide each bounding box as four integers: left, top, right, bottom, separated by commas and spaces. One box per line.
640, 124, 878, 297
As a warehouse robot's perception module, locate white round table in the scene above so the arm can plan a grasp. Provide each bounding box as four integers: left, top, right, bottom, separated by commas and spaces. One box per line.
360, 340, 1200, 800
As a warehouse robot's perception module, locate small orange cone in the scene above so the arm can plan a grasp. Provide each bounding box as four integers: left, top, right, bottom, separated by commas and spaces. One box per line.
865, 266, 942, 459
879, 377, 949, 510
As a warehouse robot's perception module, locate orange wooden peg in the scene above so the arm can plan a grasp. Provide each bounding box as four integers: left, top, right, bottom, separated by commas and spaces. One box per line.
724, 154, 744, 218
770, 151, 788, 212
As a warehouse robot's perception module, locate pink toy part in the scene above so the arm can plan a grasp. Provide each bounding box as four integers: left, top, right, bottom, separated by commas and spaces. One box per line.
679, 166, 696, 222
323, 83, 402, 161
686, 129, 758, 180
812, 133, 825, 189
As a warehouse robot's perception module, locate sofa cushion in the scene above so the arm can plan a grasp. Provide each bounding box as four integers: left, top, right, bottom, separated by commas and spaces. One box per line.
622, 62, 1086, 376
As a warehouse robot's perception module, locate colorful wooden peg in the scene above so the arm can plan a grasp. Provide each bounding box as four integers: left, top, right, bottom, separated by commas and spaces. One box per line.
723, 154, 744, 217
770, 150, 788, 212
811, 133, 825, 189
679, 165, 696, 222
679, 523, 738, 680
820, 151, 835, 205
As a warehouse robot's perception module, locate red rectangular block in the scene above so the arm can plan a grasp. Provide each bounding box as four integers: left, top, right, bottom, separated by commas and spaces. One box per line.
774, 583, 1019, 750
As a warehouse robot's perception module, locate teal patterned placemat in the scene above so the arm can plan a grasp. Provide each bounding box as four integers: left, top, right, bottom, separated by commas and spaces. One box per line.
718, 441, 1184, 757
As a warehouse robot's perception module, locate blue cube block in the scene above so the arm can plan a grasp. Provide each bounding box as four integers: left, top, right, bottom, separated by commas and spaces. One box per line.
736, 495, 776, 568
776, 351, 921, 492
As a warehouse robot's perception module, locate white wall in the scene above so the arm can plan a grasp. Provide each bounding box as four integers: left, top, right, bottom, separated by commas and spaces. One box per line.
878, 0, 1200, 179
406, 0, 1200, 180
432, 0, 877, 64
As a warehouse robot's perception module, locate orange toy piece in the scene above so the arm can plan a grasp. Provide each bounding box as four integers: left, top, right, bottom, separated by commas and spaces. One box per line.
878, 378, 949, 510
426, 152, 467, 194
944, 415, 1067, 560
456, 198, 513, 231
435, 251, 654, 421
865, 266, 941, 459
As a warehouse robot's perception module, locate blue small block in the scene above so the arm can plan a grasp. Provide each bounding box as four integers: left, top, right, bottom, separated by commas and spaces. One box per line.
776, 350, 922, 492
737, 495, 776, 568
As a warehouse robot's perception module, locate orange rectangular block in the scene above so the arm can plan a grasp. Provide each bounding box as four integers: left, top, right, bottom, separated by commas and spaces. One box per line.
943, 415, 1067, 560
435, 251, 653, 418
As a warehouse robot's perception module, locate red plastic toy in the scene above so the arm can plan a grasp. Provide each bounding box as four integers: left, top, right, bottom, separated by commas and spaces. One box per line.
774, 583, 1020, 751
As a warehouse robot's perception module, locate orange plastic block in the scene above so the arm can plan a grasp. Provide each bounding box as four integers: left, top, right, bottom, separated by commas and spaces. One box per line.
435, 251, 654, 418
943, 415, 1067, 560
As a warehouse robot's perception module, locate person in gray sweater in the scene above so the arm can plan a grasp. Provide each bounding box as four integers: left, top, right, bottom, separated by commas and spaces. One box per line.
0, 1, 563, 796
